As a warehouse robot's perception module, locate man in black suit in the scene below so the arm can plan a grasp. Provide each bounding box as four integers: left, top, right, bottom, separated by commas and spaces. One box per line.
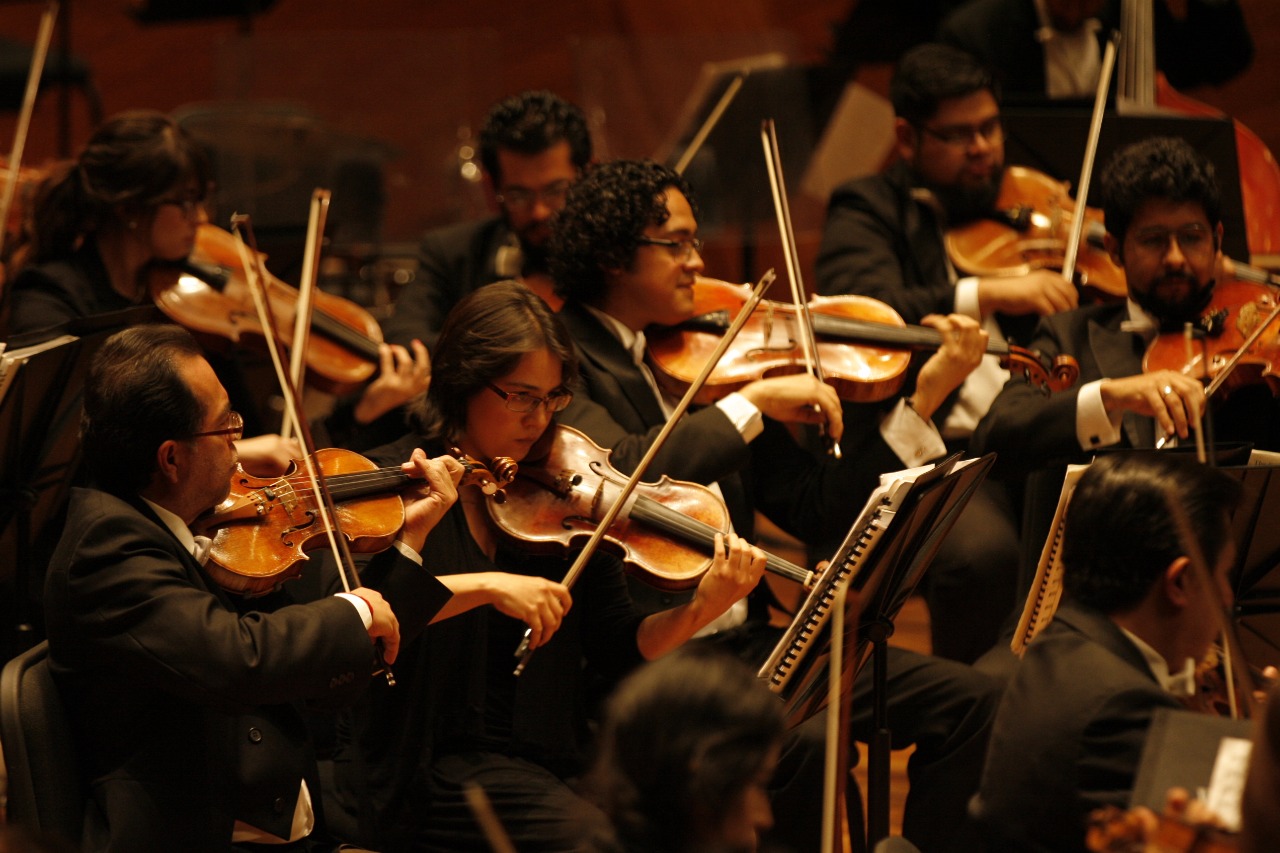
972, 451, 1242, 852
549, 158, 1001, 853
381, 90, 592, 351
43, 324, 458, 852
937, 0, 1253, 100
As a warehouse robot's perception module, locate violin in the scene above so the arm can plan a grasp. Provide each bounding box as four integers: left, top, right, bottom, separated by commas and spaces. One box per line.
485, 424, 813, 593
195, 446, 515, 597
645, 277, 1080, 405
149, 224, 385, 396
945, 165, 1127, 302
1143, 278, 1280, 400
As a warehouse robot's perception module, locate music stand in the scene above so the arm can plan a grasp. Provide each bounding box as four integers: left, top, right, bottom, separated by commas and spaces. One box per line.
760, 453, 995, 848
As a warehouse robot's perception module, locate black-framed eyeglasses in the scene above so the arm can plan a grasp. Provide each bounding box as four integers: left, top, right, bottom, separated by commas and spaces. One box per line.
157, 190, 207, 219
190, 411, 244, 441
1131, 224, 1215, 258
496, 180, 572, 213
918, 117, 1003, 148
636, 235, 704, 261
486, 384, 573, 414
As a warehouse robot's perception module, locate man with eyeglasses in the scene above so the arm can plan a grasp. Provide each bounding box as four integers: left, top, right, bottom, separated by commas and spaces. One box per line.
815, 43, 1071, 666
381, 90, 592, 352
550, 158, 1001, 853
44, 323, 463, 851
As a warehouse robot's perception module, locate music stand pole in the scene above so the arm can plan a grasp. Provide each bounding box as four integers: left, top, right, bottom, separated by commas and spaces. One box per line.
865, 617, 894, 847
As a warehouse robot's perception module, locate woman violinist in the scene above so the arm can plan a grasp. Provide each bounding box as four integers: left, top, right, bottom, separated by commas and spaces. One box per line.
330, 280, 767, 852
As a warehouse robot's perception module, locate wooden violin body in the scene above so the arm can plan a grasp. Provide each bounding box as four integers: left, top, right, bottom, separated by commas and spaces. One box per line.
945, 165, 1126, 302
149, 224, 384, 396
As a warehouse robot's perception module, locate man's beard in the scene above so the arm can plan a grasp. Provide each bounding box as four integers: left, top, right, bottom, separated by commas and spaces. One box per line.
932, 165, 1005, 225
519, 238, 550, 275
1132, 272, 1216, 329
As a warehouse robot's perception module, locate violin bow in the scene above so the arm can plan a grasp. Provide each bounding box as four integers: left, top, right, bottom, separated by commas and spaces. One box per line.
0, 1, 58, 264
760, 119, 841, 458
1061, 31, 1119, 287
230, 214, 396, 686
513, 270, 778, 675
671, 73, 745, 176
280, 189, 333, 443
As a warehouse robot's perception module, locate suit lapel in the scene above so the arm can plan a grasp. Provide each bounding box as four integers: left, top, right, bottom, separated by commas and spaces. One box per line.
561, 303, 668, 427
1087, 309, 1154, 448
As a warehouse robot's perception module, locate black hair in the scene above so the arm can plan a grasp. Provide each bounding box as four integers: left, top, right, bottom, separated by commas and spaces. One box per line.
81, 324, 206, 495
1099, 136, 1222, 249
478, 90, 592, 186
548, 159, 699, 305
890, 43, 997, 127
1062, 452, 1241, 614
409, 281, 577, 442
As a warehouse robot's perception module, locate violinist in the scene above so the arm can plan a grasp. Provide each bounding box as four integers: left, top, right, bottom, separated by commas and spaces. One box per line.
971, 451, 1243, 852
815, 43, 1066, 664
971, 135, 1280, 478
937, 0, 1253, 100
549, 158, 1002, 853
380, 89, 592, 351
43, 324, 460, 852
330, 281, 768, 852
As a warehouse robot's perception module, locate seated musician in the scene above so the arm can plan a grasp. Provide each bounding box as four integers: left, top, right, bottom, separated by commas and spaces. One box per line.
379, 89, 592, 352
971, 451, 1242, 852
547, 158, 1001, 852
971, 135, 1280, 475
815, 43, 1079, 664
330, 281, 768, 852
3, 109, 429, 470
44, 324, 459, 852
584, 644, 785, 853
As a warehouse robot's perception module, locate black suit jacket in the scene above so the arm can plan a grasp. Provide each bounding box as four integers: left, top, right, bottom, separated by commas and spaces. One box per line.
44, 486, 450, 852
972, 601, 1182, 852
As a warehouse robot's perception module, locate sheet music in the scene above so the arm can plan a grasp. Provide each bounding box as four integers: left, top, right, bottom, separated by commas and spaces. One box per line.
1012, 463, 1091, 656
0, 333, 78, 404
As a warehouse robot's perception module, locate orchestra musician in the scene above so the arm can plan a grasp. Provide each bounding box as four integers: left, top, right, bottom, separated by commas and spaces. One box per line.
43, 324, 461, 852
970, 451, 1243, 852
584, 644, 785, 853
549, 158, 1002, 853
937, 0, 1254, 100
379, 89, 592, 351
330, 281, 769, 852
814, 43, 1072, 664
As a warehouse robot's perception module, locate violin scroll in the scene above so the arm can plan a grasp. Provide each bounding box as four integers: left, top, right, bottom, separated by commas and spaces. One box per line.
450, 447, 517, 502
1004, 345, 1081, 394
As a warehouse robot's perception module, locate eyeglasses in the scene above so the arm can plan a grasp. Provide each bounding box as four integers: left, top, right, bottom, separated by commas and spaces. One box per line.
636, 235, 704, 261
157, 191, 207, 219
486, 383, 573, 414
1132, 224, 1215, 258
496, 180, 572, 213
918, 117, 1004, 148
190, 411, 244, 441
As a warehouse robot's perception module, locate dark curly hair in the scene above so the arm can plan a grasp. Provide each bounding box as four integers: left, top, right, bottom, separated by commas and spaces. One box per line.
29, 110, 211, 263
1099, 136, 1222, 251
408, 281, 577, 443
891, 43, 997, 127
81, 324, 206, 495
585, 645, 784, 852
549, 159, 699, 306
479, 90, 592, 186
1062, 452, 1241, 614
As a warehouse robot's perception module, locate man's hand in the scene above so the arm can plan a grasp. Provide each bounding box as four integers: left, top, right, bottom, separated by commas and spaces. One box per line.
911, 314, 989, 419
1098, 370, 1205, 440
737, 374, 844, 442
233, 433, 302, 476
977, 269, 1079, 317
349, 586, 401, 664
354, 340, 432, 425
397, 450, 464, 553
691, 532, 767, 620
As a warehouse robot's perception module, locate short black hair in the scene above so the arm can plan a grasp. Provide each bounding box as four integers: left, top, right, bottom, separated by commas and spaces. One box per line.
1063, 452, 1241, 614
1099, 136, 1222, 248
549, 159, 698, 306
891, 43, 996, 127
478, 90, 592, 186
81, 324, 206, 495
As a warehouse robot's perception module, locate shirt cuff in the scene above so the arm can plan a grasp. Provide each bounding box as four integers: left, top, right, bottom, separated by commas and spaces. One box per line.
882, 398, 948, 467
717, 392, 764, 443
392, 539, 423, 565
335, 592, 373, 630
954, 276, 983, 320
1076, 379, 1123, 449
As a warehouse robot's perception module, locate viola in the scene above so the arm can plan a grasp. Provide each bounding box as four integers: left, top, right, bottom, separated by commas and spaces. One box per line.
195, 447, 515, 597
945, 165, 1127, 302
1143, 278, 1280, 400
149, 224, 385, 396
485, 424, 813, 593
645, 277, 1080, 405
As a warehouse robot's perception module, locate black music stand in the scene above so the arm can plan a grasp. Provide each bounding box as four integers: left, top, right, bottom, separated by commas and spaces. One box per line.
762, 453, 996, 848
1221, 463, 1280, 667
